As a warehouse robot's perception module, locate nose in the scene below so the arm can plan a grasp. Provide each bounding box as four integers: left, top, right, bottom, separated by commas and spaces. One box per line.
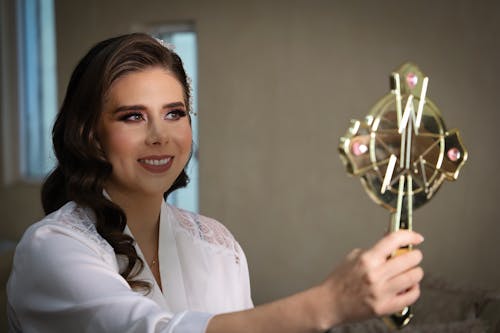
145, 119, 169, 145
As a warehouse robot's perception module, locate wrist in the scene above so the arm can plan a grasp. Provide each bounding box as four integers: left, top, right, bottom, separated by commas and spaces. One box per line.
306, 283, 342, 331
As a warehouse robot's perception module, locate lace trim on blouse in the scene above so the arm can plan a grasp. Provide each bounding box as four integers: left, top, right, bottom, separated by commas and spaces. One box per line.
47, 202, 241, 265
54, 202, 115, 256
170, 205, 241, 264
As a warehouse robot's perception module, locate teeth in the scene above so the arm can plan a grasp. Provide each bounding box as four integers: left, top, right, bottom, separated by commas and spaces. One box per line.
141, 158, 170, 166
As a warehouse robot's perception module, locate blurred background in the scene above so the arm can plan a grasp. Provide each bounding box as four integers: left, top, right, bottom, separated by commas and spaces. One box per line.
1, 0, 499, 319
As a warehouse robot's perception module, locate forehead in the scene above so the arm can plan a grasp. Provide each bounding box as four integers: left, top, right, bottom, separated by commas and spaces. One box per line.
105, 67, 184, 105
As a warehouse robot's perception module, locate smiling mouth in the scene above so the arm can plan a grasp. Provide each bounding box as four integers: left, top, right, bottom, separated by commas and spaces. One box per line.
138, 156, 173, 173
140, 157, 171, 166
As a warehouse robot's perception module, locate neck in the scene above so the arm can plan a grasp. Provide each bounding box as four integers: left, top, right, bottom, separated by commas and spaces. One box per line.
105, 188, 163, 244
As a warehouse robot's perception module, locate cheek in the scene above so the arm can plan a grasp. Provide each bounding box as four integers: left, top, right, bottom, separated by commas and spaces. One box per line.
101, 128, 139, 161
175, 126, 193, 153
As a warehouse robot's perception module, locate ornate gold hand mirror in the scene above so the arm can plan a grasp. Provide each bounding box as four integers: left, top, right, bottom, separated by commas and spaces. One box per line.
339, 62, 467, 329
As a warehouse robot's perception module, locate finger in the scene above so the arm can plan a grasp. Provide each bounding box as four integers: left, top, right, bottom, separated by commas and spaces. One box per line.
370, 231, 424, 259
385, 283, 421, 314
385, 266, 424, 295
377, 249, 423, 282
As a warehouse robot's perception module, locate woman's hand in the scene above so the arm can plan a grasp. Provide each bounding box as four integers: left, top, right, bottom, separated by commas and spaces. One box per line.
207, 230, 424, 333
320, 230, 424, 327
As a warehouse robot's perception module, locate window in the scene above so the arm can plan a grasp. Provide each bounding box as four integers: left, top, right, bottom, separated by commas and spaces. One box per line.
16, 0, 57, 180
150, 26, 199, 213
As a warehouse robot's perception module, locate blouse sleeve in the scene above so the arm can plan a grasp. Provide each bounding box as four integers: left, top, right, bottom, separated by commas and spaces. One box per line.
7, 222, 213, 333
232, 240, 254, 310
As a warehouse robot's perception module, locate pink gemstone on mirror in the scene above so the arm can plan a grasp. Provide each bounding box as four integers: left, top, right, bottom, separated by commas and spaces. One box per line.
406, 73, 418, 88
351, 141, 368, 156
447, 148, 461, 161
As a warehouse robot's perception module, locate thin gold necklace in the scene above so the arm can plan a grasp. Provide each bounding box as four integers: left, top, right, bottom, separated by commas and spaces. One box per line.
150, 257, 158, 266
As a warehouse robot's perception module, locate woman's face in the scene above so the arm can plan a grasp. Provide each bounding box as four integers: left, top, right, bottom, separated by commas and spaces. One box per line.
98, 67, 192, 200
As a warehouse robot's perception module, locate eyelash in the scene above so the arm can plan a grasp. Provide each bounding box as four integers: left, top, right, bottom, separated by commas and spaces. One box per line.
119, 109, 187, 122
166, 109, 187, 120
119, 112, 143, 122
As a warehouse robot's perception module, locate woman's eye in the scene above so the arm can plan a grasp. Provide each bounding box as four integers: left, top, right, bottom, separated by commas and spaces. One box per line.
165, 109, 187, 120
120, 113, 144, 122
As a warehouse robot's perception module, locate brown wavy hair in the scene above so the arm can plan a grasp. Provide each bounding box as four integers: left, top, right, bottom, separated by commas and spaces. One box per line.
41, 33, 192, 291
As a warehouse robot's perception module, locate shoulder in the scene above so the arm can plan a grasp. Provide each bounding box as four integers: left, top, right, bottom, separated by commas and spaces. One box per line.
9, 202, 120, 303
15, 201, 115, 262
168, 204, 241, 255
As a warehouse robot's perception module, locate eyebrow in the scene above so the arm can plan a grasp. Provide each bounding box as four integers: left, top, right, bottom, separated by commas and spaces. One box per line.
112, 101, 186, 114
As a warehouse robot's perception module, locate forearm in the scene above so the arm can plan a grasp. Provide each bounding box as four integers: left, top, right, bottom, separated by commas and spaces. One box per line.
206, 230, 424, 333
206, 284, 339, 333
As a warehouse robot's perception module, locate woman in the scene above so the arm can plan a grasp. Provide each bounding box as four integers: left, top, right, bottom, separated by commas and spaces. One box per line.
7, 33, 424, 332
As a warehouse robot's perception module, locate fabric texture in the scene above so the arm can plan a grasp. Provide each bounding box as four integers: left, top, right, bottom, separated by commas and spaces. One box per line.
7, 200, 253, 333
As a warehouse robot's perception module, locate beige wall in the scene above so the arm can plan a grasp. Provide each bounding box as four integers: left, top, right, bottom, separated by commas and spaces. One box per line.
1, 0, 499, 305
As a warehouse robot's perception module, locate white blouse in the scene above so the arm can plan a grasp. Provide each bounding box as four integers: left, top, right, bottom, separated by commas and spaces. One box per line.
7, 200, 253, 333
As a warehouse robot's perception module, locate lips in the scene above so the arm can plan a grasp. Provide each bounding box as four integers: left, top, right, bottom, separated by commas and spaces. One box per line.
138, 156, 173, 173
